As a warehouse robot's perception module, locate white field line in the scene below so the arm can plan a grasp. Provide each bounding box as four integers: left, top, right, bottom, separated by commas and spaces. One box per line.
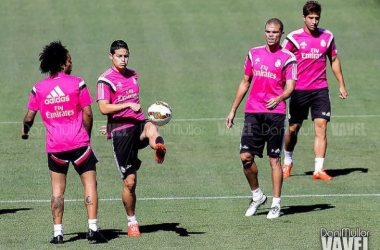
0, 193, 379, 204
2, 114, 380, 124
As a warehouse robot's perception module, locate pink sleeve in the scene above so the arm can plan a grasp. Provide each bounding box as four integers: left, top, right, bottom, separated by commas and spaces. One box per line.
96, 82, 112, 101
284, 61, 297, 81
328, 39, 337, 57
79, 85, 93, 108
244, 55, 253, 76
283, 39, 297, 53
27, 91, 39, 111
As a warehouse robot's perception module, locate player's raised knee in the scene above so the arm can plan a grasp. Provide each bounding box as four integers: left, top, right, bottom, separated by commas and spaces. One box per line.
144, 122, 159, 138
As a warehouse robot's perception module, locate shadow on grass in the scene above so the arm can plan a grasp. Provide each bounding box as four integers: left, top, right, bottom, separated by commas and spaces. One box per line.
280, 203, 335, 215
304, 168, 368, 177
257, 203, 335, 216
64, 223, 205, 243
65, 229, 127, 244
0, 208, 32, 215
140, 223, 205, 237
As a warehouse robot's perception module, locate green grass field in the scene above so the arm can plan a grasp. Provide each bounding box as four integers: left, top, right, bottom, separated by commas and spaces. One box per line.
1, 0, 380, 249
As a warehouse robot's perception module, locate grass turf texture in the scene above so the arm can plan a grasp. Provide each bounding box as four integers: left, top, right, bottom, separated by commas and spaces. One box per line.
1, 0, 379, 249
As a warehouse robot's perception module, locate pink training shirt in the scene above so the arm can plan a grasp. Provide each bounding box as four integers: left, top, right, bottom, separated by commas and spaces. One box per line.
244, 45, 297, 114
96, 67, 145, 138
282, 27, 337, 90
27, 72, 93, 153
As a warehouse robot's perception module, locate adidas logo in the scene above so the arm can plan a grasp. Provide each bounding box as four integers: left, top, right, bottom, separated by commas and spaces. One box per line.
44, 86, 70, 105
271, 148, 281, 154
300, 41, 307, 49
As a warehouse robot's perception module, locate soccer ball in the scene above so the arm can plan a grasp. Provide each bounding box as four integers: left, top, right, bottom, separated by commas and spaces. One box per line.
147, 101, 172, 126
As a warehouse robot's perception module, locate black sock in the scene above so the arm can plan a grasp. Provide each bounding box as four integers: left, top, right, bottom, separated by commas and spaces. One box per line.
155, 136, 164, 145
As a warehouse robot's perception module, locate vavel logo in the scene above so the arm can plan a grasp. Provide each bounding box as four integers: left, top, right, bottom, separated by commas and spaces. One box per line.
320, 228, 369, 250
44, 86, 70, 105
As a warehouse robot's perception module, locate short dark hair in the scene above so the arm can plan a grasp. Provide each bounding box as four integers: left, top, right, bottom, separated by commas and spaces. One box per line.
110, 40, 129, 54
265, 18, 284, 32
303, 1, 322, 16
39, 41, 68, 75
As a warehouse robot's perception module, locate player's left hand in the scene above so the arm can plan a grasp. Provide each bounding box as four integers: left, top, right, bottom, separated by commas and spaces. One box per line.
226, 111, 235, 128
266, 98, 280, 110
339, 86, 348, 99
129, 103, 142, 112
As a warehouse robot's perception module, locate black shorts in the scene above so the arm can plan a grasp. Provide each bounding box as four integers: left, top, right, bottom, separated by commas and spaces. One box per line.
48, 146, 98, 175
240, 113, 286, 158
111, 121, 150, 180
288, 88, 331, 124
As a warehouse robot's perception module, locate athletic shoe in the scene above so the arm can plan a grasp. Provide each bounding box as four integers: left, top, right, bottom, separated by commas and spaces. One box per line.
155, 143, 166, 164
313, 169, 333, 181
245, 194, 267, 217
50, 235, 63, 244
87, 229, 108, 243
282, 163, 293, 178
267, 205, 281, 219
128, 223, 141, 237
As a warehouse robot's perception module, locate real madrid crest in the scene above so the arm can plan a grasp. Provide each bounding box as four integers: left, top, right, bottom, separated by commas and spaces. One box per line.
275, 59, 281, 68
117, 82, 123, 90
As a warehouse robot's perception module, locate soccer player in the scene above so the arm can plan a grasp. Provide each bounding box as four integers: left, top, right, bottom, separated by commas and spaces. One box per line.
281, 1, 348, 181
96, 40, 166, 236
21, 41, 107, 244
226, 19, 296, 219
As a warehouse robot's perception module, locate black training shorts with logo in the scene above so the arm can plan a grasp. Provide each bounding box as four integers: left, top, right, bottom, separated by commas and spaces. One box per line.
111, 121, 150, 180
288, 88, 331, 124
240, 113, 286, 158
48, 146, 98, 175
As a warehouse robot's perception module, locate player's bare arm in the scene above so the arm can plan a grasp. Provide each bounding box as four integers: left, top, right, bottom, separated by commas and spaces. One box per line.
82, 106, 93, 139
329, 54, 348, 99
226, 74, 252, 128
266, 79, 296, 110
98, 100, 141, 115
21, 110, 37, 139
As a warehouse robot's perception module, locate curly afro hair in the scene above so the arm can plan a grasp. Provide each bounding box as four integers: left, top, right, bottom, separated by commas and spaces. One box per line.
39, 41, 68, 75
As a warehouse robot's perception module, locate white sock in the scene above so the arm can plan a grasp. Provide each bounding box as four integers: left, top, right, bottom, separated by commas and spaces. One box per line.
88, 219, 98, 231
127, 215, 138, 226
271, 197, 281, 207
284, 150, 293, 165
54, 224, 63, 237
314, 157, 325, 173
251, 188, 263, 201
